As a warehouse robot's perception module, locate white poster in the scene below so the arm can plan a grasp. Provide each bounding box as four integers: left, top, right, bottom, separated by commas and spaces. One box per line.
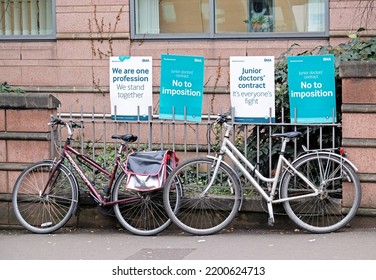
230, 56, 275, 123
109, 56, 153, 120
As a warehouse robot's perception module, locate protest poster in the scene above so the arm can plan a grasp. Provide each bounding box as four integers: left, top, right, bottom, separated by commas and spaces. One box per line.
287, 54, 336, 123
159, 54, 204, 122
230, 56, 275, 123
109, 56, 152, 120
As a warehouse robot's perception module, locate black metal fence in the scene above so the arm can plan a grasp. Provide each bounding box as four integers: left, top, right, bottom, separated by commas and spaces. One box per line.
52, 105, 340, 181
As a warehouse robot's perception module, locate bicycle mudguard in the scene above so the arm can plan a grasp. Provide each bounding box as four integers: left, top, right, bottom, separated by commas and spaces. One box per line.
293, 150, 359, 171
206, 155, 244, 210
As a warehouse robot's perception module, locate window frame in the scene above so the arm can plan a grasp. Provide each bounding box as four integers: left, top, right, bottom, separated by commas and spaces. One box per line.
130, 0, 329, 40
0, 0, 56, 41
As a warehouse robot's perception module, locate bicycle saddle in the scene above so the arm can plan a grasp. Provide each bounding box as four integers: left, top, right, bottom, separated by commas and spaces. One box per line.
111, 134, 138, 143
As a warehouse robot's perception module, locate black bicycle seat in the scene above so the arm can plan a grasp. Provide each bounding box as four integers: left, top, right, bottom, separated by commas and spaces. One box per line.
111, 134, 138, 143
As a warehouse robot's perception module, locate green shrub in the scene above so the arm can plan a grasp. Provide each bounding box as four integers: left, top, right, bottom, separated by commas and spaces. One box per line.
0, 82, 25, 93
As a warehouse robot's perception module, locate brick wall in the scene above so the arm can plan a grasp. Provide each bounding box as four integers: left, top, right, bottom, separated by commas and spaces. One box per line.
340, 61, 376, 214
0, 93, 60, 226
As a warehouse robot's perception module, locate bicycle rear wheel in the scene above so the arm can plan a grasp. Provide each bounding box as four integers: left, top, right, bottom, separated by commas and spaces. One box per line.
281, 153, 361, 233
112, 166, 175, 236
163, 157, 241, 235
12, 160, 78, 234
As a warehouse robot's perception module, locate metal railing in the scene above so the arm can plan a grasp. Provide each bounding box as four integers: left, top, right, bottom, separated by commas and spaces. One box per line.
52, 105, 341, 181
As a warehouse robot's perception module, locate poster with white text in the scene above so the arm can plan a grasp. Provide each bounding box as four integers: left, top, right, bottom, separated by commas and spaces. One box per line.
159, 54, 204, 122
230, 56, 275, 123
109, 56, 152, 120
287, 54, 336, 123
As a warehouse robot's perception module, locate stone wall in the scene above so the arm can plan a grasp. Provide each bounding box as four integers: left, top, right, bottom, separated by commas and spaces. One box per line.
340, 61, 376, 215
0, 93, 60, 226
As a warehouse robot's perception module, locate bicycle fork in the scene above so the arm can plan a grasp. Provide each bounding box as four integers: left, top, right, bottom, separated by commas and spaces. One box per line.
201, 154, 225, 197
41, 158, 63, 198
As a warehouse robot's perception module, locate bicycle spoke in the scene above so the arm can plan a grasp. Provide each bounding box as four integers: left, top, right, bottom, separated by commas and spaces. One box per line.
163, 158, 241, 235
12, 161, 78, 233
113, 171, 172, 236
282, 154, 361, 233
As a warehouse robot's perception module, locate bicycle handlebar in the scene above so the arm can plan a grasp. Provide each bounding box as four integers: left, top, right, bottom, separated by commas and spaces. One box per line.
49, 117, 83, 128
48, 117, 65, 126
214, 113, 230, 125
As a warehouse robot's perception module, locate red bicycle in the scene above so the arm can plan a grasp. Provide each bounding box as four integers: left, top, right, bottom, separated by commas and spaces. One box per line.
12, 117, 178, 235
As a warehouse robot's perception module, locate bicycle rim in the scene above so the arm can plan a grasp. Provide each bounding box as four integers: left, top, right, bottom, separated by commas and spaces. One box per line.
113, 170, 173, 236
281, 154, 361, 233
163, 157, 241, 235
12, 160, 78, 234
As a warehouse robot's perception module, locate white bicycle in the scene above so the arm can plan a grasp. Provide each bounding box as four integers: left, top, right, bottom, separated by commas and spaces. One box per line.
163, 114, 362, 235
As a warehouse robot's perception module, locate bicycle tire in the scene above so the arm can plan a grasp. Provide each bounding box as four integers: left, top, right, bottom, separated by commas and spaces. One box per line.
112, 166, 176, 236
163, 157, 241, 235
12, 160, 79, 234
281, 153, 361, 233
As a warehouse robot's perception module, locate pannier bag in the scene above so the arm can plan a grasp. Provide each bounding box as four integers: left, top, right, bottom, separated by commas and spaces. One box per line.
125, 150, 178, 191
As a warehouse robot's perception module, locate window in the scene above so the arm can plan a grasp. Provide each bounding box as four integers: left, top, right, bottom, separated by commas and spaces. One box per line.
131, 0, 328, 39
0, 0, 55, 40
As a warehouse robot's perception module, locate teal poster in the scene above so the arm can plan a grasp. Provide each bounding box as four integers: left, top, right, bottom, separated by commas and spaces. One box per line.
160, 54, 204, 122
287, 55, 336, 123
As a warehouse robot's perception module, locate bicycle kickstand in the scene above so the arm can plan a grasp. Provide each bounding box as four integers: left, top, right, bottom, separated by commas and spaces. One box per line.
266, 201, 275, 226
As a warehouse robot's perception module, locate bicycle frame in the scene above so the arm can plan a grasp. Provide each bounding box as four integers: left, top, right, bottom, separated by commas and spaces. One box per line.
62, 144, 125, 206
45, 131, 135, 207
206, 121, 335, 224
208, 135, 318, 204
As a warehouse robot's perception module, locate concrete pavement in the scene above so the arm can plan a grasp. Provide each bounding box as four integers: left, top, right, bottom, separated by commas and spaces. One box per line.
1, 216, 376, 260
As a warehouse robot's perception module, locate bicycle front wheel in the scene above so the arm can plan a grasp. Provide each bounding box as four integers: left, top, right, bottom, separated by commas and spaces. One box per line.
163, 157, 241, 235
281, 153, 361, 233
12, 160, 78, 234
112, 167, 174, 236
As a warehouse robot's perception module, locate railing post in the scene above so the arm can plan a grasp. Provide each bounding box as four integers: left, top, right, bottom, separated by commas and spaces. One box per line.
148, 106, 153, 151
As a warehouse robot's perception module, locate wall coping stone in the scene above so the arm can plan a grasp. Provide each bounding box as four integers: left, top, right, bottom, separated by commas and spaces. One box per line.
339, 61, 376, 78
0, 93, 60, 109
